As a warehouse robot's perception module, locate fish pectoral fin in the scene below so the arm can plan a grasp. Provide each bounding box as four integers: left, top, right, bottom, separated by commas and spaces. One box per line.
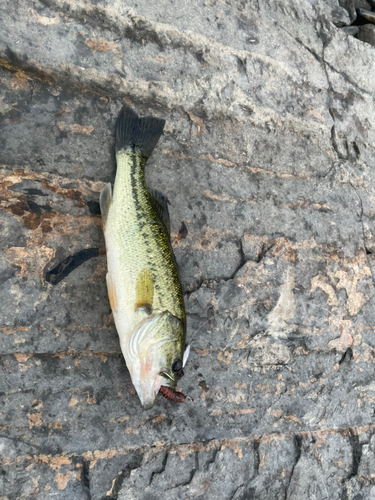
148, 189, 171, 235
99, 183, 113, 229
106, 272, 118, 313
135, 268, 154, 315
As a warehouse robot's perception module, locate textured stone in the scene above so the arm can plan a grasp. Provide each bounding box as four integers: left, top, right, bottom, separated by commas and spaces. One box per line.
358, 23, 375, 46
340, 25, 360, 35
357, 7, 375, 22
355, 0, 373, 9
317, 0, 352, 26
1, 0, 375, 498
339, 0, 358, 23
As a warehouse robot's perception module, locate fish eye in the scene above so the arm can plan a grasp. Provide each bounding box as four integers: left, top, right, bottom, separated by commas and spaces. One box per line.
172, 359, 183, 372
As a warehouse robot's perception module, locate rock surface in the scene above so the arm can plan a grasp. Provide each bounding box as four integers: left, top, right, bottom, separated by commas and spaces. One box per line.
358, 23, 375, 45
1, 0, 375, 498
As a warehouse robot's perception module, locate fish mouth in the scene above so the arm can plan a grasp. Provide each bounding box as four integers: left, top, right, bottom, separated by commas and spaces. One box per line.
138, 379, 177, 409
140, 397, 157, 410
135, 373, 167, 410
137, 386, 158, 410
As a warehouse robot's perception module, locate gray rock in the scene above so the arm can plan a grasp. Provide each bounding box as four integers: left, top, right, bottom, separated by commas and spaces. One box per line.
358, 23, 375, 45
318, 0, 352, 26
287, 433, 353, 500
340, 25, 360, 35
354, 0, 373, 10
339, 0, 357, 23
357, 7, 375, 22
2, 0, 375, 498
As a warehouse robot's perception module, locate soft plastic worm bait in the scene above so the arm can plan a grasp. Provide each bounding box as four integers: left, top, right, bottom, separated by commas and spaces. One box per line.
159, 385, 196, 403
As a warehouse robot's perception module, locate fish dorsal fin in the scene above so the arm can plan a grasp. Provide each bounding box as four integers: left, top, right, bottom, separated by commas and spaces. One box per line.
135, 268, 154, 315
99, 183, 113, 229
148, 189, 171, 235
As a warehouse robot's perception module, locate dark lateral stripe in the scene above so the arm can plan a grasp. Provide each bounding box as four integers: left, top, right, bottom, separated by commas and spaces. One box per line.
131, 150, 142, 215
125, 151, 185, 320
45, 248, 103, 285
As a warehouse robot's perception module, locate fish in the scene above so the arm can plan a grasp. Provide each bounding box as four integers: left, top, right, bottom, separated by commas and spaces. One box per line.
100, 105, 190, 410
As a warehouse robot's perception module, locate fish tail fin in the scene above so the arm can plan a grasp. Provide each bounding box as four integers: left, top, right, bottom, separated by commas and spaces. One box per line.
116, 105, 165, 159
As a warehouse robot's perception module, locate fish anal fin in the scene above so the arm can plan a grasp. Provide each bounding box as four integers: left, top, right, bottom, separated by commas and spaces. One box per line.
148, 189, 171, 235
100, 183, 112, 229
135, 269, 154, 315
106, 272, 118, 313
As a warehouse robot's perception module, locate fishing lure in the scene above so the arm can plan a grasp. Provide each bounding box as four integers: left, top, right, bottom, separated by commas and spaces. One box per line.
159, 386, 187, 403
159, 385, 195, 403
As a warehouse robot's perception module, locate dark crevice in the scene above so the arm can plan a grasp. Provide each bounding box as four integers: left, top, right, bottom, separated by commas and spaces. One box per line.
215, 235, 276, 282
236, 56, 246, 74
82, 459, 92, 500
351, 14, 374, 27
177, 221, 188, 240
188, 451, 199, 485
324, 58, 375, 99
252, 438, 261, 476
330, 125, 348, 160
347, 178, 375, 288
184, 237, 248, 294
86, 200, 101, 215
339, 347, 353, 365
255, 242, 276, 264
229, 239, 247, 279
45, 247, 104, 285
230, 483, 245, 500
352, 140, 360, 159
275, 21, 321, 62
321, 36, 341, 163
26, 199, 52, 215
184, 277, 205, 297
100, 453, 143, 499
205, 446, 219, 468
168, 451, 198, 490
318, 162, 336, 180
283, 435, 302, 500
2, 47, 55, 84
103, 471, 126, 499
295, 37, 321, 62
149, 451, 168, 486
278, 19, 375, 98
280, 332, 309, 351
347, 429, 362, 480
283, 26, 323, 63
294, 435, 302, 463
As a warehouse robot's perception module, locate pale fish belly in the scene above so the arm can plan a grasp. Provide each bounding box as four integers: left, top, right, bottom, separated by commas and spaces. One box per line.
104, 230, 149, 354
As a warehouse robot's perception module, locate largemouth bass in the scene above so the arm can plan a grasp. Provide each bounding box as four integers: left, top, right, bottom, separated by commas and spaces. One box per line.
100, 105, 190, 410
